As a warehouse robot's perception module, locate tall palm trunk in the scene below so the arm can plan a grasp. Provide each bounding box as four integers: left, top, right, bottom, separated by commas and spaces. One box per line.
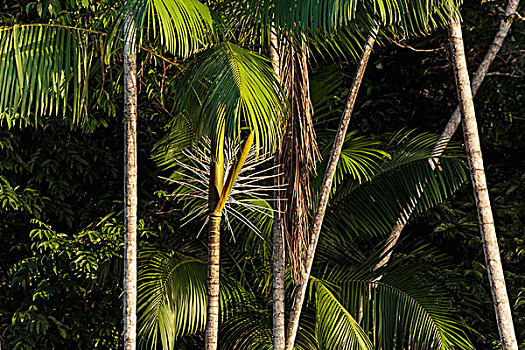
123, 11, 138, 350
285, 31, 377, 350
448, 19, 518, 350
376, 0, 520, 271
269, 29, 286, 350
205, 131, 225, 350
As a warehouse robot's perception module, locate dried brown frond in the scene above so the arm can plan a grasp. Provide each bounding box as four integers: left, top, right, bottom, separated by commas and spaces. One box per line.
277, 35, 321, 283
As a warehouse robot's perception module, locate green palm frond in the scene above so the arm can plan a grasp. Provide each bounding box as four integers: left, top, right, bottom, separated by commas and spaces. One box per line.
272, 0, 460, 35
220, 295, 318, 350
220, 309, 273, 350
177, 42, 285, 156
137, 250, 207, 349
0, 24, 94, 127
109, 0, 214, 60
324, 131, 467, 237
314, 243, 475, 350
313, 131, 390, 199
340, 279, 475, 350
273, 0, 460, 64
309, 277, 373, 350
137, 248, 257, 349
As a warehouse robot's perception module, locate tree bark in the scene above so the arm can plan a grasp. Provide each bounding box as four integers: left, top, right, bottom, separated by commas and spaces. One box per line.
448, 19, 518, 350
205, 130, 225, 350
205, 211, 222, 350
269, 29, 286, 350
284, 31, 377, 350
123, 12, 138, 350
376, 0, 520, 271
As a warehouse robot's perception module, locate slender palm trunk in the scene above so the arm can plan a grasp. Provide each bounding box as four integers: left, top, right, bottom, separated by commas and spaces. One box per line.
123, 12, 138, 350
376, 0, 520, 271
285, 31, 377, 350
205, 211, 222, 350
269, 29, 286, 350
205, 133, 225, 350
448, 19, 518, 350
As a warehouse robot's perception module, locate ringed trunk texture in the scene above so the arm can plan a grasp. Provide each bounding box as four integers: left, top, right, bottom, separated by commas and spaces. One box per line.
448, 20, 518, 350
205, 212, 222, 350
205, 132, 225, 350
284, 31, 377, 350
376, 0, 520, 271
269, 29, 286, 350
123, 13, 138, 350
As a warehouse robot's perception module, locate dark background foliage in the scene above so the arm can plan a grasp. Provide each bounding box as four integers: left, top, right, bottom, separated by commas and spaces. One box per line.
0, 0, 523, 348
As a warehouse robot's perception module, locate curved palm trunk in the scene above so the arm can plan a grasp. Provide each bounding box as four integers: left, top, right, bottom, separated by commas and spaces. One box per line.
448, 19, 518, 350
376, 0, 520, 271
123, 12, 138, 350
205, 211, 222, 350
285, 31, 377, 350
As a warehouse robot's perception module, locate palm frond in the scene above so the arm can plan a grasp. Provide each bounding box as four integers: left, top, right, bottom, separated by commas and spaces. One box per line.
309, 277, 373, 350
0, 24, 95, 127
137, 248, 258, 349
273, 0, 461, 36
340, 279, 475, 349
312, 131, 390, 201
137, 250, 207, 349
109, 0, 214, 60
314, 242, 475, 350
324, 131, 467, 238
177, 42, 285, 156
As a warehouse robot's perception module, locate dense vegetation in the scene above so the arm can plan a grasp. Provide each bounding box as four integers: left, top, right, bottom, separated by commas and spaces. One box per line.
0, 0, 523, 349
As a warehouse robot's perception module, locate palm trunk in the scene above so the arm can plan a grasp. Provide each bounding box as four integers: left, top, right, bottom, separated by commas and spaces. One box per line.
376, 0, 520, 271
448, 19, 518, 350
205, 132, 225, 350
285, 31, 377, 350
269, 29, 286, 350
123, 11, 138, 350
205, 211, 222, 350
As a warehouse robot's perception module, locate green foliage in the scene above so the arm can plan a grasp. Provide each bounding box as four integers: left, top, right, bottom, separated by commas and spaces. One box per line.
322, 130, 468, 238
109, 0, 214, 60
177, 42, 284, 156
0, 24, 95, 127
3, 219, 123, 349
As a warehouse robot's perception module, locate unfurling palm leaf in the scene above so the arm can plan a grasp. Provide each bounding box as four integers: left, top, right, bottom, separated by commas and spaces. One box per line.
0, 24, 94, 127
177, 42, 285, 156
162, 137, 279, 240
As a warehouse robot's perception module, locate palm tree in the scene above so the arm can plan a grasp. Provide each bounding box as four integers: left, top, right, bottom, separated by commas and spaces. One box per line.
138, 127, 473, 349
122, 7, 139, 349
170, 41, 284, 349
115, 1, 215, 347
447, 16, 518, 350
0, 1, 215, 347
265, 0, 464, 346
